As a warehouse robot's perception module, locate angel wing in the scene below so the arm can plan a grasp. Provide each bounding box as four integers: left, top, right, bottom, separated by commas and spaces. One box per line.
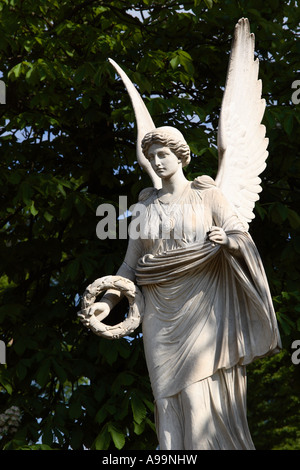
215, 18, 269, 230
108, 58, 162, 189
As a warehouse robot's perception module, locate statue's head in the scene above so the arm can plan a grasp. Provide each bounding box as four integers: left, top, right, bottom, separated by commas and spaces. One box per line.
141, 126, 191, 168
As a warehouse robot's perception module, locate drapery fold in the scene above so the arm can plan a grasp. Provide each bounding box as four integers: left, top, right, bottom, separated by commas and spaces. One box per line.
135, 231, 281, 400
154, 365, 255, 450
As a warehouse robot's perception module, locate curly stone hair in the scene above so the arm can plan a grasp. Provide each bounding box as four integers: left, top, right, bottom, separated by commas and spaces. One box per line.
141, 126, 191, 168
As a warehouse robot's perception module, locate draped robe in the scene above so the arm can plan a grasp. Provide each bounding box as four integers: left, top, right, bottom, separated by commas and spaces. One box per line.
124, 176, 281, 450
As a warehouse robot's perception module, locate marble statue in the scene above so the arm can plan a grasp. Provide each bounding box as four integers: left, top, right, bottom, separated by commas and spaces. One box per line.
78, 18, 281, 450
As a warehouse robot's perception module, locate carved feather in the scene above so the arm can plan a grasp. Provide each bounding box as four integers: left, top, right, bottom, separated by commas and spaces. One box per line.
215, 18, 268, 229
108, 58, 162, 189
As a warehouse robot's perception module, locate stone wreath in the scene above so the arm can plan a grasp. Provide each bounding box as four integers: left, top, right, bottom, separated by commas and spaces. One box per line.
78, 275, 144, 339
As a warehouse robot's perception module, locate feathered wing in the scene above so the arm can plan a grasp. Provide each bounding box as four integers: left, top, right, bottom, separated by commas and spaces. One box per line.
215, 18, 268, 230
108, 59, 161, 189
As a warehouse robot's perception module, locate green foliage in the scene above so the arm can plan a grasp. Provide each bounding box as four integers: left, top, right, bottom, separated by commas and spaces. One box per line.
0, 0, 299, 450
247, 350, 300, 450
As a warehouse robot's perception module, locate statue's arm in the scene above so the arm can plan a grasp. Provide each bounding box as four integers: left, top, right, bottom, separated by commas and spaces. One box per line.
208, 188, 247, 257
100, 237, 143, 310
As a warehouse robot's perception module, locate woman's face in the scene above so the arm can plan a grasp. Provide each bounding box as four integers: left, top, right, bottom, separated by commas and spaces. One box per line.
147, 143, 181, 179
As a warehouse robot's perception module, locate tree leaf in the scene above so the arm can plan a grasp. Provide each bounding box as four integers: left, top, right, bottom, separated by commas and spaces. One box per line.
130, 392, 147, 425
36, 359, 51, 388
108, 423, 126, 450
93, 426, 111, 450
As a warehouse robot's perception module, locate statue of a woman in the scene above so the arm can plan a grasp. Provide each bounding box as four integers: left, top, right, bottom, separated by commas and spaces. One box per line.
78, 19, 281, 450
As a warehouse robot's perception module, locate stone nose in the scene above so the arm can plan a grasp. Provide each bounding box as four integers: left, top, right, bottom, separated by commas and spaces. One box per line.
153, 154, 162, 167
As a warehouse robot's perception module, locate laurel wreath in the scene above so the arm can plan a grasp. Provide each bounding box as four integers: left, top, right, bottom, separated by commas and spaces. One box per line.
78, 275, 144, 339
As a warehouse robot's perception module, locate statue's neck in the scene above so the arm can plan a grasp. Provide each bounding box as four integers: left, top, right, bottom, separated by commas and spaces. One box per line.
158, 172, 189, 203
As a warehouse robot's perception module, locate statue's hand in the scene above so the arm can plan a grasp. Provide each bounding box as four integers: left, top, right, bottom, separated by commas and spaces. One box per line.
88, 301, 111, 322
78, 301, 111, 333
208, 226, 228, 246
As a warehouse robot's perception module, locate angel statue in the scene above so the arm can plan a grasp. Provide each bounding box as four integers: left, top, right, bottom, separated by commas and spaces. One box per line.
78, 18, 281, 450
